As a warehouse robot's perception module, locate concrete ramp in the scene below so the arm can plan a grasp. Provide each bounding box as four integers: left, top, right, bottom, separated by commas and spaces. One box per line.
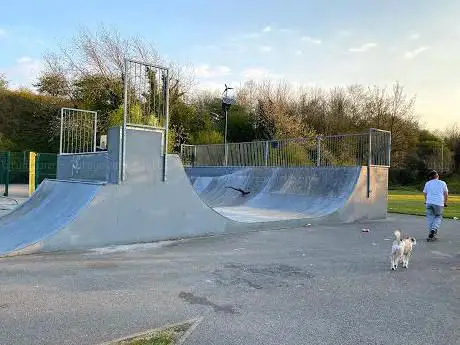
0, 127, 388, 257
188, 167, 362, 222
0, 180, 101, 255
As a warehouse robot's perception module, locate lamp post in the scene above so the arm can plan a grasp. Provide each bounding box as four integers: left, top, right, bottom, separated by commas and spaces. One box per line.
222, 84, 235, 166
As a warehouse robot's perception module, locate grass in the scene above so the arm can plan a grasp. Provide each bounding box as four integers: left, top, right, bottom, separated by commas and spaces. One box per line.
121, 333, 173, 345
388, 189, 460, 219
111, 323, 192, 345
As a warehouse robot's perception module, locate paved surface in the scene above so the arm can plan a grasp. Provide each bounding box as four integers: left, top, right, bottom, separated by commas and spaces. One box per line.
0, 184, 29, 198
0, 214, 459, 345
0, 195, 27, 218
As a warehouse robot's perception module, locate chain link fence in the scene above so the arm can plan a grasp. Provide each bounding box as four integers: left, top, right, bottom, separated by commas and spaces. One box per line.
181, 129, 391, 168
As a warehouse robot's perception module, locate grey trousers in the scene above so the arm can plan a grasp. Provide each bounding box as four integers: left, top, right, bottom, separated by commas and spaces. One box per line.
426, 203, 443, 232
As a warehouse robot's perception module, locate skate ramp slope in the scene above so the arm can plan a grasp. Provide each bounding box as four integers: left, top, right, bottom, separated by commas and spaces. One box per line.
188, 167, 369, 222
0, 180, 102, 256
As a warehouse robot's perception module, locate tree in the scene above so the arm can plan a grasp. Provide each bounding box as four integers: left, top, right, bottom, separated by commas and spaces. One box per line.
34, 72, 70, 97
454, 140, 460, 173
190, 130, 223, 145
226, 106, 256, 143
0, 73, 8, 89
36, 25, 194, 134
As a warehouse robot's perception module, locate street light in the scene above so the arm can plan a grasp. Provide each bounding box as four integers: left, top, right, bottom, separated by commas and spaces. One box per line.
222, 84, 235, 166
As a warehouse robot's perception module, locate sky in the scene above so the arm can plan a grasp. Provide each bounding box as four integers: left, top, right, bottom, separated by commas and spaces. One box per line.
0, 0, 459, 130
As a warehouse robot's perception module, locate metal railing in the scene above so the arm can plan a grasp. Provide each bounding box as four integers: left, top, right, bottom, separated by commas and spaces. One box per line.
60, 107, 97, 154
181, 128, 391, 168
122, 58, 170, 182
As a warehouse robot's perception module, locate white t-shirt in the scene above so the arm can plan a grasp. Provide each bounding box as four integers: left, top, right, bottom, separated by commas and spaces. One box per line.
423, 179, 448, 206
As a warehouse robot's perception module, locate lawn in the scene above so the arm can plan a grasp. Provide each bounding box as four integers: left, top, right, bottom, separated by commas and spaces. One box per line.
388, 190, 460, 219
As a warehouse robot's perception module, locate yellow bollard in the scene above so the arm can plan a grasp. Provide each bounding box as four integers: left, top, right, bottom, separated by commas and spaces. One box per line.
28, 152, 36, 196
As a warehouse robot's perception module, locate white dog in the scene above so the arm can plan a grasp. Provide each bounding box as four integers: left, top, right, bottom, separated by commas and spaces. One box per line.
391, 230, 416, 270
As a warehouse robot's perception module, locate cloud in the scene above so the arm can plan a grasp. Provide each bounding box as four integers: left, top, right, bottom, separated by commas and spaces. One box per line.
194, 64, 231, 78
241, 25, 275, 40
5, 56, 42, 89
348, 42, 378, 53
295, 50, 303, 56
262, 26, 272, 33
408, 32, 421, 40
404, 46, 430, 59
196, 80, 238, 92
0, 28, 7, 38
259, 45, 273, 53
241, 67, 282, 80
301, 36, 322, 44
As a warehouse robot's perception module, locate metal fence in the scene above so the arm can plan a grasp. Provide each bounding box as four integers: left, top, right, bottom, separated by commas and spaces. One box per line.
0, 151, 57, 196
181, 128, 391, 168
122, 58, 170, 181
421, 145, 455, 173
60, 107, 97, 154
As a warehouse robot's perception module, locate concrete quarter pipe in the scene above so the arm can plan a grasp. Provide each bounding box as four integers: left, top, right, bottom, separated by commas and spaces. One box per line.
0, 127, 388, 257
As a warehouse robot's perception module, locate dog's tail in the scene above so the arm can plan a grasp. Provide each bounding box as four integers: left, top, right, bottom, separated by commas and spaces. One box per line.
394, 230, 401, 242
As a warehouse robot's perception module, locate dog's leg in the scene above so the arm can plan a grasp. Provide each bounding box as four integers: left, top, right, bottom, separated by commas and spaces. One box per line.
405, 251, 412, 268
391, 256, 396, 270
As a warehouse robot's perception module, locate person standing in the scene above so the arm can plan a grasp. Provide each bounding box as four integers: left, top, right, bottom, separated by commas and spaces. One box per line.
423, 170, 448, 240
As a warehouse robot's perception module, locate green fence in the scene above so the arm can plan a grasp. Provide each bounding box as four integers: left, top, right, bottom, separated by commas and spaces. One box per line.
0, 151, 57, 196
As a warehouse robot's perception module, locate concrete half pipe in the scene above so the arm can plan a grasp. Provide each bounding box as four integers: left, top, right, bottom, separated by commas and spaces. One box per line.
0, 127, 388, 257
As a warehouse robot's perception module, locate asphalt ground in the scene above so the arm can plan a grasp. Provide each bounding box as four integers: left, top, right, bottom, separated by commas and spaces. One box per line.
0, 214, 459, 345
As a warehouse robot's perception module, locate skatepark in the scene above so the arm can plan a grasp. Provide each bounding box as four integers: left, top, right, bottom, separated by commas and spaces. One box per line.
0, 59, 459, 345
0, 124, 389, 257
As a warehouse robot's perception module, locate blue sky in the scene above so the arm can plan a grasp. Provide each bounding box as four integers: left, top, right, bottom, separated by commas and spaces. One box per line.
1, 0, 459, 130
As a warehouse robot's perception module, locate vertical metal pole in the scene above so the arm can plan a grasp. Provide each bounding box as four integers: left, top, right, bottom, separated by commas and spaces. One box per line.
193, 146, 197, 167
35, 153, 40, 191
367, 128, 372, 198
122, 58, 129, 182
387, 131, 392, 167
28, 152, 36, 196
162, 71, 170, 182
264, 141, 269, 166
93, 111, 97, 152
3, 152, 10, 196
316, 136, 321, 167
224, 107, 228, 166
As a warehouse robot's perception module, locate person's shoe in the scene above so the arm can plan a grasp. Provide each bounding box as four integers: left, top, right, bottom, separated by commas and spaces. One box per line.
428, 230, 435, 239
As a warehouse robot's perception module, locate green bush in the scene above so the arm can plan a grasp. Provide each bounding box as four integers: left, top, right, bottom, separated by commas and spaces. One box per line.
190, 130, 224, 145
